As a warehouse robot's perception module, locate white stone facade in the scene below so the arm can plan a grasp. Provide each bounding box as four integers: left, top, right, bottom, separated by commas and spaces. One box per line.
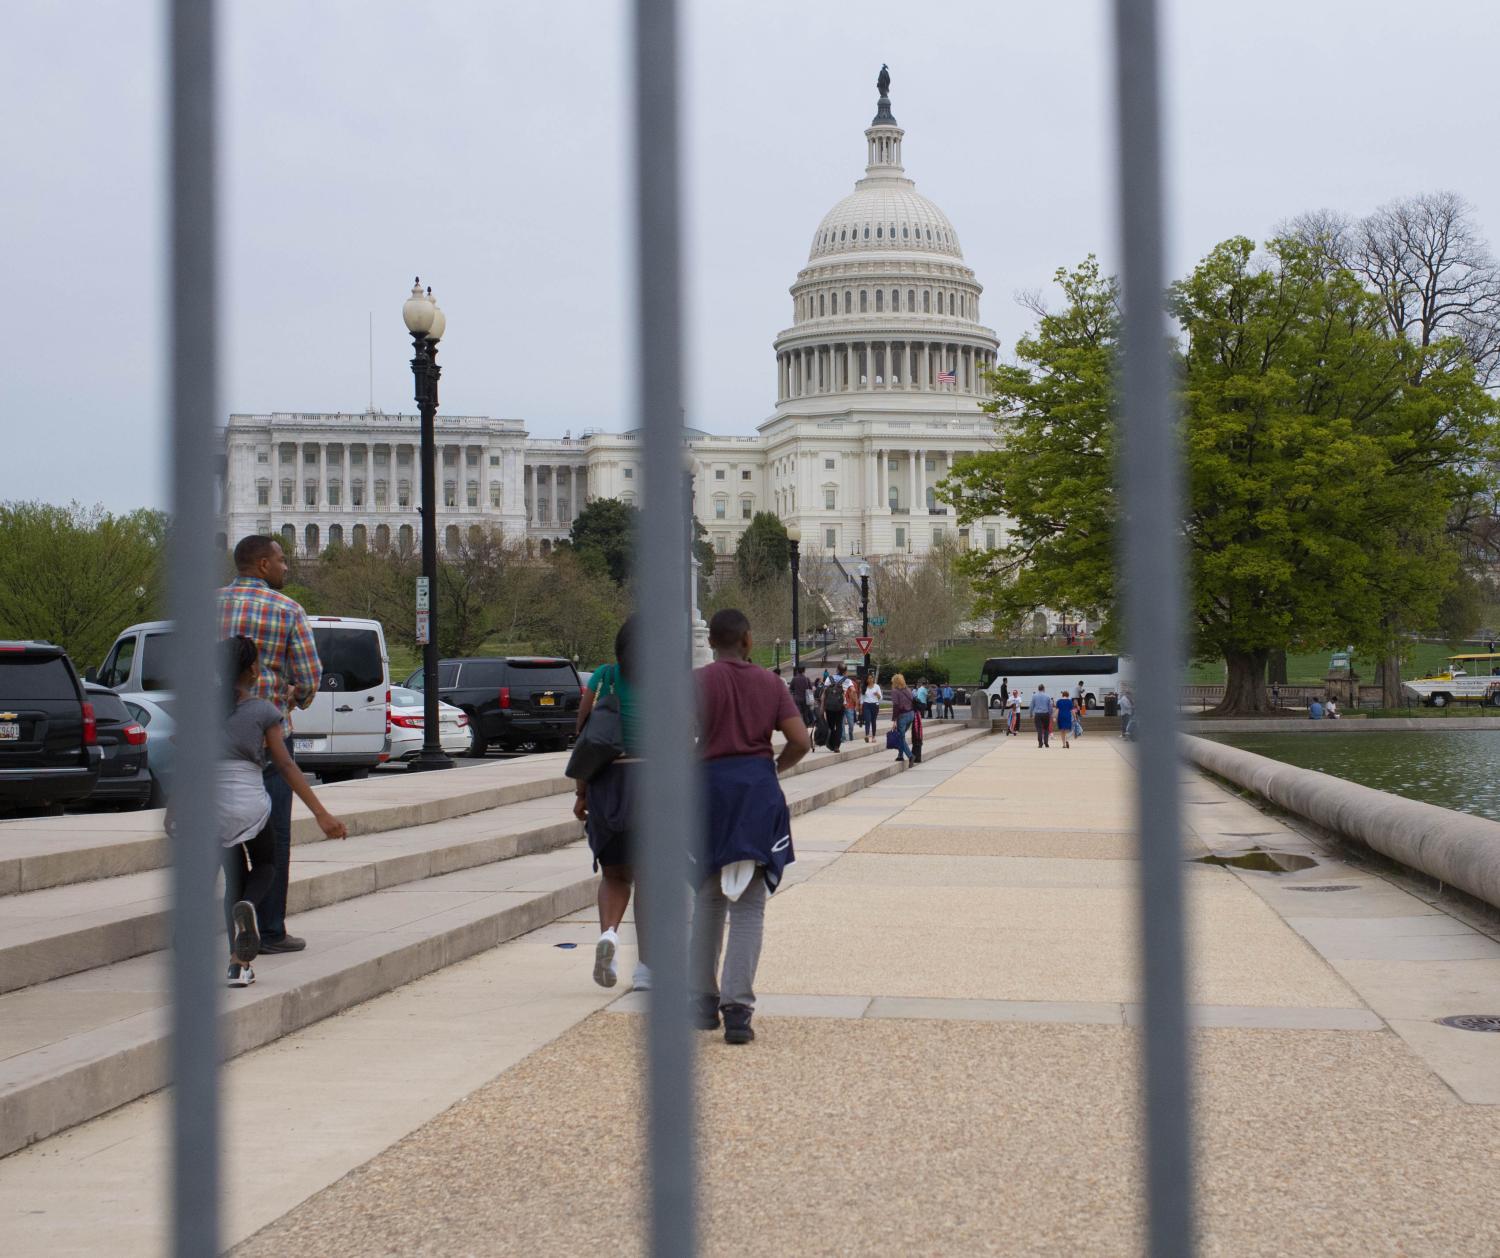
220, 79, 1008, 563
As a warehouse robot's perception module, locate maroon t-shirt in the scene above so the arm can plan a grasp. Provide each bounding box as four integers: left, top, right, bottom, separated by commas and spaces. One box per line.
697, 657, 801, 761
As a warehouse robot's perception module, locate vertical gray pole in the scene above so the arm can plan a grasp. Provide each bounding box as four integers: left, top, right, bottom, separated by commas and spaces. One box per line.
631, 0, 698, 1255
167, 0, 222, 1254
1112, 2, 1195, 1255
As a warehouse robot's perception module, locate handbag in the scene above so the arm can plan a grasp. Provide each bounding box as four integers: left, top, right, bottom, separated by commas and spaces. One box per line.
885, 728, 902, 750
564, 689, 625, 783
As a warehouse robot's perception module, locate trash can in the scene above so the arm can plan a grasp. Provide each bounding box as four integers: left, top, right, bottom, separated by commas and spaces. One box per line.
1104, 694, 1119, 717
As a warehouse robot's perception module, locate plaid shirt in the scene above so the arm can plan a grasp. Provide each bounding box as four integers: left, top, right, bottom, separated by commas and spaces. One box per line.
217, 577, 321, 726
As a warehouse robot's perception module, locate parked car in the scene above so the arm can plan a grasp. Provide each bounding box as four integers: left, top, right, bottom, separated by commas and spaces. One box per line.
82, 683, 153, 809
404, 656, 582, 756
289, 616, 392, 781
121, 694, 176, 806
96, 615, 393, 782
386, 685, 470, 761
0, 640, 103, 814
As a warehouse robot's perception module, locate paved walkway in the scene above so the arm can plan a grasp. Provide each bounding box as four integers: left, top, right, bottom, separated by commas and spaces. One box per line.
10, 733, 1500, 1254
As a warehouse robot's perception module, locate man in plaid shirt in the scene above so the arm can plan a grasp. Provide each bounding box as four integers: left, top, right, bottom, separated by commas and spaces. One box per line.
219, 535, 322, 951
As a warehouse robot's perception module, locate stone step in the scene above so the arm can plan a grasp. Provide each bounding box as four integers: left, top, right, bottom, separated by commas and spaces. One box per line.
0, 723, 988, 1158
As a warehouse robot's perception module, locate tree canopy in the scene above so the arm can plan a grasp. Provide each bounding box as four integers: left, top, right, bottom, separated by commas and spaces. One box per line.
568, 497, 638, 585
945, 239, 1498, 712
735, 511, 790, 587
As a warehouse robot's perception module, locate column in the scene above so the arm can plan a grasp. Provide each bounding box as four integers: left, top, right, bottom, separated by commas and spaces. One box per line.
342, 444, 352, 512
778, 354, 785, 401
867, 444, 877, 511
573, 464, 583, 515
525, 463, 534, 526
272, 440, 282, 512
317, 442, 327, 510
877, 449, 886, 508
844, 343, 854, 395
920, 343, 930, 391
910, 448, 920, 514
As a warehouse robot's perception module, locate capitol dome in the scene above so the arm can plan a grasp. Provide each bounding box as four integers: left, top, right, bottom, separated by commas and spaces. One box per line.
771, 70, 998, 410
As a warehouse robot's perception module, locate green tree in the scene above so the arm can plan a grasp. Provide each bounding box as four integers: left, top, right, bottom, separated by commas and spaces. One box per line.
735, 511, 790, 587
945, 242, 1497, 714
0, 502, 167, 667
569, 498, 638, 585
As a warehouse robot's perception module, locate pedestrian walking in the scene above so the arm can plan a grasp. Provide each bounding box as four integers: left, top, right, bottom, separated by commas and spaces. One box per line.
573, 616, 652, 992
889, 672, 916, 766
861, 673, 882, 742
1055, 690, 1074, 749
840, 667, 858, 744
999, 676, 1010, 716
1030, 684, 1054, 748
1119, 690, 1134, 740
214, 635, 346, 988
1072, 693, 1085, 740
692, 609, 811, 1044
789, 665, 813, 728
914, 679, 929, 719
1006, 687, 1021, 736
941, 683, 955, 719
217, 534, 322, 954
821, 666, 847, 752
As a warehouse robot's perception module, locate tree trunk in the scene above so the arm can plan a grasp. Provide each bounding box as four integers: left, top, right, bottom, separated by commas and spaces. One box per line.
1267, 649, 1288, 686
1213, 648, 1272, 715
1377, 653, 1403, 708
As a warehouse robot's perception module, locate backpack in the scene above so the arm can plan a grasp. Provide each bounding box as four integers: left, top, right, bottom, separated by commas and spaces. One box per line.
825, 680, 845, 712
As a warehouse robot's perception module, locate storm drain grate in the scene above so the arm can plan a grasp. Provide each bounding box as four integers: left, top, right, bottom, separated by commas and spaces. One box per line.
1219, 831, 1278, 838
1287, 885, 1358, 893
1436, 1015, 1500, 1033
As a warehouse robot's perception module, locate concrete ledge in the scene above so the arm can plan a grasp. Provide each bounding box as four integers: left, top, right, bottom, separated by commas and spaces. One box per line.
1185, 716, 1500, 733
1182, 734, 1500, 912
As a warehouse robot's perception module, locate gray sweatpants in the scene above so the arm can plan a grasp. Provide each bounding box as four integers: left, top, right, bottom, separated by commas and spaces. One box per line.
689, 868, 768, 1009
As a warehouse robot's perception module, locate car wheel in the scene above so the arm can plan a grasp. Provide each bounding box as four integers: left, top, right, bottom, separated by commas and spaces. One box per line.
989, 694, 1002, 709
1432, 693, 1449, 708
467, 717, 488, 758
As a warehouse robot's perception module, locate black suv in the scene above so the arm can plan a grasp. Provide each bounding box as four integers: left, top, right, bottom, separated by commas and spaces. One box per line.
405, 657, 582, 756
82, 683, 153, 809
0, 641, 103, 814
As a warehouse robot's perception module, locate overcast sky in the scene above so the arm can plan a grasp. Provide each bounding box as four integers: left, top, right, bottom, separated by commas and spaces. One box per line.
6, 0, 1500, 512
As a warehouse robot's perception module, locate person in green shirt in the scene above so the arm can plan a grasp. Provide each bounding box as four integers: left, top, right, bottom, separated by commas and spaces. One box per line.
573, 617, 648, 991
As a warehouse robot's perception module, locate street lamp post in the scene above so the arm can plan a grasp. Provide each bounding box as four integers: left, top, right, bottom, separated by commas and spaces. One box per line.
774, 638, 781, 673
859, 562, 870, 684
787, 523, 801, 671
402, 278, 454, 772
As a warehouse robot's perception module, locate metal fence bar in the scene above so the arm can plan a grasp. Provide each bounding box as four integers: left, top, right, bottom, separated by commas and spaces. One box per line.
1112, 1, 1196, 1255
166, 0, 222, 1254
631, 1, 698, 1255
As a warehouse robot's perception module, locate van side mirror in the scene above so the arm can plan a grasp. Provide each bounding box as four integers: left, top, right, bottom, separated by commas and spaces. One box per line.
84, 666, 98, 683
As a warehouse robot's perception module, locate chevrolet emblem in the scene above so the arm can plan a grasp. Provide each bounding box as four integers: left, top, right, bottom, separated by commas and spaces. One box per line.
0, 713, 16, 721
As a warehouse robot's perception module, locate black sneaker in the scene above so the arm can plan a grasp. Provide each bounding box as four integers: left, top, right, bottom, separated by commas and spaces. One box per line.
722, 1003, 755, 1045
693, 994, 721, 1031
226, 962, 255, 988
258, 933, 306, 954
231, 900, 260, 964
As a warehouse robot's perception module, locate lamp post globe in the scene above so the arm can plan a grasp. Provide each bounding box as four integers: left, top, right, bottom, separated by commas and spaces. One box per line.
405, 276, 453, 771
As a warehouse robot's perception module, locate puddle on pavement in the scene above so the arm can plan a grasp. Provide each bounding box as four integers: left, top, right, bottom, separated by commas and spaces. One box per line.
1192, 847, 1318, 873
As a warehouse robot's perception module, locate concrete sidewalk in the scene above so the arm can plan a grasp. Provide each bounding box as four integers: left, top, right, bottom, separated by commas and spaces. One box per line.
13, 733, 1500, 1255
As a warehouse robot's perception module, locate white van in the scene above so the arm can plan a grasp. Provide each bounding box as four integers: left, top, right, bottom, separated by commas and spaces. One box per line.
290, 616, 391, 780
94, 615, 391, 781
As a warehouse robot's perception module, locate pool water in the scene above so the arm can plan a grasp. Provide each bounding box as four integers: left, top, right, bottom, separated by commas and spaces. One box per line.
1213, 730, 1500, 822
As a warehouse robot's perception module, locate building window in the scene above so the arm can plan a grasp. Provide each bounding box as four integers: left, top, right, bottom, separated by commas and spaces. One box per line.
825, 528, 836, 549
538, 498, 550, 523
280, 484, 293, 507
328, 483, 341, 507
624, 466, 634, 479
949, 292, 956, 315
351, 483, 364, 507
824, 458, 835, 469
304, 448, 317, 464
375, 451, 388, 467
844, 290, 852, 312
397, 449, 410, 466
714, 499, 726, 520
256, 450, 269, 463
876, 225, 882, 239
256, 485, 269, 506
923, 290, 931, 313
891, 289, 899, 310
875, 290, 883, 312
895, 526, 906, 549
819, 293, 825, 316
304, 484, 316, 507
715, 468, 725, 480
860, 290, 868, 312
716, 535, 726, 554
375, 481, 388, 506
490, 484, 502, 507
444, 484, 456, 508
932, 526, 944, 544
824, 489, 836, 510
986, 528, 997, 548
889, 486, 899, 509
467, 484, 479, 508
908, 288, 916, 310
398, 483, 410, 508
741, 469, 751, 480
741, 500, 753, 519
926, 458, 936, 472
490, 454, 501, 466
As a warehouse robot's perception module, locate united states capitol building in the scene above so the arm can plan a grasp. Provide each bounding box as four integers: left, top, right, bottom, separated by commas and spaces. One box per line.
221, 74, 1008, 565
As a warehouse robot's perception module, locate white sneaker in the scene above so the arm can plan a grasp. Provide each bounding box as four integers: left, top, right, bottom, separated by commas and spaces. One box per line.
227, 962, 255, 988
632, 962, 652, 991
593, 929, 618, 988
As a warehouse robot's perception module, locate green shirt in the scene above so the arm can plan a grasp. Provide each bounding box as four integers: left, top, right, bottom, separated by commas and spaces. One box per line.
589, 662, 639, 755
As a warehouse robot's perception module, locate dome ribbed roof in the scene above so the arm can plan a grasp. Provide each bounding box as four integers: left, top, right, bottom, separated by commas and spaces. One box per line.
809, 183, 962, 263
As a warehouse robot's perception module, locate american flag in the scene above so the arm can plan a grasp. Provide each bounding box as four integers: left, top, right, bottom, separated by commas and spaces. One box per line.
937, 368, 956, 384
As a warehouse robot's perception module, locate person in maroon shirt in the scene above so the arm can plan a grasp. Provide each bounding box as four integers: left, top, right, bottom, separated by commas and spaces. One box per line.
691, 609, 811, 1044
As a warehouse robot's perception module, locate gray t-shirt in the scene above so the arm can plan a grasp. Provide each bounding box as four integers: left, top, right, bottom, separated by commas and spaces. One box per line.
226, 697, 283, 768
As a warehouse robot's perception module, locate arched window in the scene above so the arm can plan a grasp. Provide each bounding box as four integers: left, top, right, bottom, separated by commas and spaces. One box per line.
351, 524, 367, 550
926, 486, 937, 510
860, 290, 868, 312
876, 225, 882, 239
444, 524, 460, 554
875, 290, 883, 312
844, 290, 852, 312
327, 523, 343, 548
949, 292, 956, 315
923, 290, 931, 313
304, 523, 319, 555
840, 228, 846, 241
863, 225, 870, 239
280, 523, 296, 553
902, 224, 909, 239
398, 523, 413, 553
889, 485, 899, 510
819, 292, 826, 316
469, 524, 484, 545
908, 288, 916, 310
891, 288, 899, 310
926, 227, 932, 240
375, 523, 390, 552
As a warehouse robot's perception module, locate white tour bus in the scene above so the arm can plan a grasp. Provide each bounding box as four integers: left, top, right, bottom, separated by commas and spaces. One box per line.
979, 654, 1130, 714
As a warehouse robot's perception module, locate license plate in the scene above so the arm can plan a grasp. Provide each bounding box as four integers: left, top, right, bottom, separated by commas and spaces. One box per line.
294, 738, 316, 753
0, 723, 17, 741
538, 695, 555, 707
